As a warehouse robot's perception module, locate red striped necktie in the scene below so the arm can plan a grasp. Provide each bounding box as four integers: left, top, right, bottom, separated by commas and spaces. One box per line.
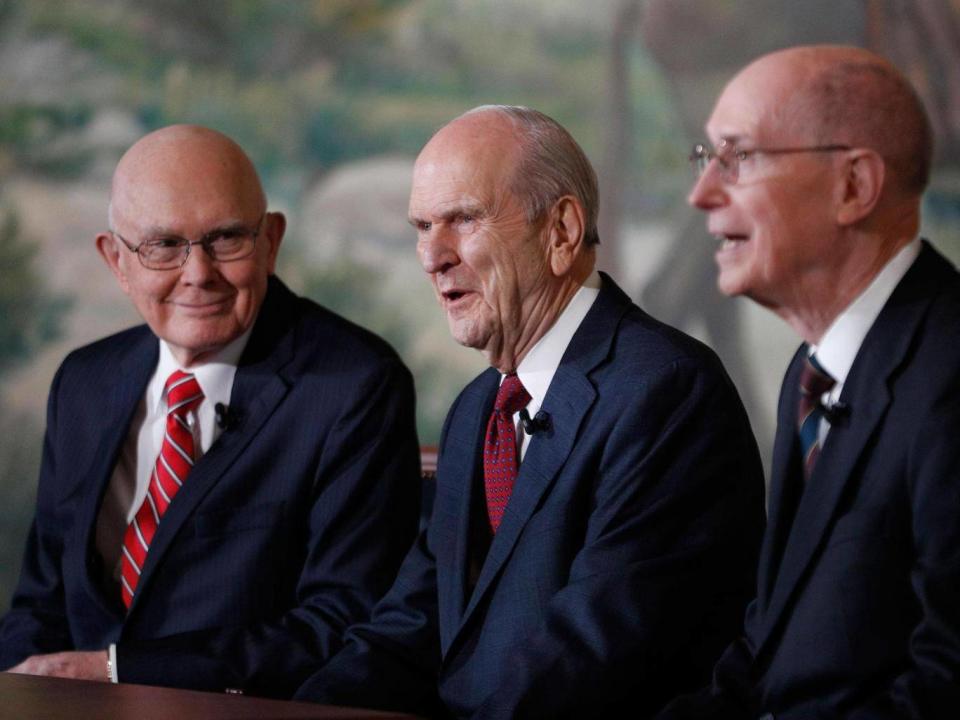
120, 370, 204, 609
483, 374, 531, 533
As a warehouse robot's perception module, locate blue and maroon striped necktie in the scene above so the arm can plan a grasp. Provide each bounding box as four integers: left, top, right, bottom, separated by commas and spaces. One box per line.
797, 354, 835, 480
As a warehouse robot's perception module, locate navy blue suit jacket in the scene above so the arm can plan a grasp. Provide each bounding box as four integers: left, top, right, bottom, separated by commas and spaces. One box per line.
0, 276, 421, 698
297, 274, 766, 718
660, 242, 960, 719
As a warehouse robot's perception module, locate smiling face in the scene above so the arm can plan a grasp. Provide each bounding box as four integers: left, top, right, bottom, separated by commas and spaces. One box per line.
97, 126, 283, 367
410, 113, 558, 370
688, 53, 845, 312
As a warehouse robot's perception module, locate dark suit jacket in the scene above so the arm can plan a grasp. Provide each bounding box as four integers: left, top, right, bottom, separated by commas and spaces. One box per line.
296, 274, 766, 718
660, 242, 960, 719
0, 276, 421, 698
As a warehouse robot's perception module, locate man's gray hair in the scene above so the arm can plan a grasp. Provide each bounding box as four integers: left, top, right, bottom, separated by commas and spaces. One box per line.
463, 105, 600, 245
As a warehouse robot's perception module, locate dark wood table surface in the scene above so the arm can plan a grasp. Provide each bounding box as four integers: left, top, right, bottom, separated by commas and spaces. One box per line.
0, 672, 420, 720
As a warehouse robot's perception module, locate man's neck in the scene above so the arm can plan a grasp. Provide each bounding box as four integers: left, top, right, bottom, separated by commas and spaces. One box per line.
779, 234, 915, 345
489, 265, 597, 374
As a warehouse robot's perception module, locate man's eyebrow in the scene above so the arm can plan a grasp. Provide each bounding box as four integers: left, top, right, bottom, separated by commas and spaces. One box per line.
201, 219, 251, 235
409, 205, 488, 225
716, 133, 747, 147
407, 199, 492, 230
451, 203, 487, 218
136, 225, 183, 239
139, 219, 249, 239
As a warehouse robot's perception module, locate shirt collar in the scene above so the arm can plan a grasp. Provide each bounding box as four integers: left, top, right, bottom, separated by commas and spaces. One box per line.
147, 327, 253, 414
513, 270, 602, 407
812, 238, 921, 384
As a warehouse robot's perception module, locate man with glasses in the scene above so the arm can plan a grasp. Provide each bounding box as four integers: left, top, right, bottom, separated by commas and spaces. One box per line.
661, 45, 960, 719
0, 125, 421, 698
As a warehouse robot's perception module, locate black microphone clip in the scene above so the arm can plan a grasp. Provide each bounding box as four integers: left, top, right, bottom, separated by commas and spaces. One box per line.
519, 408, 551, 435
214, 402, 242, 431
821, 401, 851, 427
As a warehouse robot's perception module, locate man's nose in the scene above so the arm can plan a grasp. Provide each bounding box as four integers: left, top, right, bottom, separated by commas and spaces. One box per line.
687, 161, 728, 211
178, 241, 220, 283
417, 230, 459, 274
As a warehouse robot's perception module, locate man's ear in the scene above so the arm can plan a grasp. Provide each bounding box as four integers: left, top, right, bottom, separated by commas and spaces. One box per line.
546, 195, 586, 277
262, 211, 286, 275
836, 149, 885, 226
95, 232, 131, 295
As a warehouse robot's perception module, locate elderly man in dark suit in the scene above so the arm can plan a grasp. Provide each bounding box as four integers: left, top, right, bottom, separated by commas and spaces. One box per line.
0, 125, 420, 698
661, 45, 960, 719
296, 105, 766, 718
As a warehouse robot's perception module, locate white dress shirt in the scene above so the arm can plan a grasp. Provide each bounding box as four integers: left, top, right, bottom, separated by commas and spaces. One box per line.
506, 271, 601, 460
809, 238, 921, 444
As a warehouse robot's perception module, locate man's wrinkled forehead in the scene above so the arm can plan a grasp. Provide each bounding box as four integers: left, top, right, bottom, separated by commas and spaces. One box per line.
410, 115, 523, 210
419, 113, 522, 174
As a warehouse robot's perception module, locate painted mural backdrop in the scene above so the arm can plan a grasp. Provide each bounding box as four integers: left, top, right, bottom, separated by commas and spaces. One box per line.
2, 0, 960, 603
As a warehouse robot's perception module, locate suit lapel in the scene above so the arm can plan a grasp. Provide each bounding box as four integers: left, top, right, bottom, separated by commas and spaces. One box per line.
456, 366, 597, 633
76, 331, 158, 617
127, 278, 296, 614
755, 243, 948, 654
436, 369, 499, 655
448, 274, 629, 652
756, 349, 805, 611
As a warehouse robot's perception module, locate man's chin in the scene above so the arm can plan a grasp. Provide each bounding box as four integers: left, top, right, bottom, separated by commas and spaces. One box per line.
715, 266, 752, 298
157, 326, 245, 366
715, 278, 739, 298
447, 319, 493, 352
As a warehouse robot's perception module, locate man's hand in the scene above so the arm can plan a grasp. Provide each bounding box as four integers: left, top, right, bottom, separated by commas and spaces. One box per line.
7, 650, 109, 682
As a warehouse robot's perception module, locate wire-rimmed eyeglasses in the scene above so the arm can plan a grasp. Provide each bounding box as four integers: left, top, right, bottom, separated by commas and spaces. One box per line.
690, 140, 852, 184
111, 214, 266, 271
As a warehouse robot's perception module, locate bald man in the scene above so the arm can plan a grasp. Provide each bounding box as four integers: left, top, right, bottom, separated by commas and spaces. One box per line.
660, 46, 960, 719
297, 106, 765, 718
0, 125, 420, 698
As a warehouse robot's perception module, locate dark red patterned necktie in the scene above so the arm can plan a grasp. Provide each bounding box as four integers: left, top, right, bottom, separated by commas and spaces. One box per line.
120, 370, 204, 608
483, 374, 531, 533
797, 354, 835, 480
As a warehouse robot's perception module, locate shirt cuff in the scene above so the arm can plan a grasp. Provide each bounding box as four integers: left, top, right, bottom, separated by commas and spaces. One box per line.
108, 644, 119, 683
